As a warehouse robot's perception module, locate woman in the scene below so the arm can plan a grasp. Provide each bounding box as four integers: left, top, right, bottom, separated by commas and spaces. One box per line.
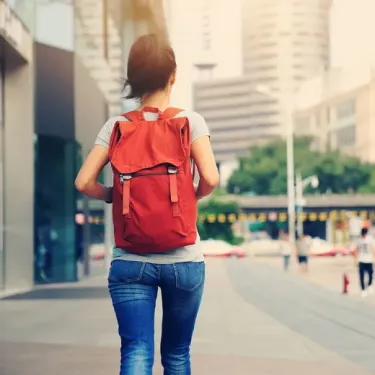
75, 34, 219, 375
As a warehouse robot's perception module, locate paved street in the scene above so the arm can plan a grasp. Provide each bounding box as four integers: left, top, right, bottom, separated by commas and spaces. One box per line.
252, 255, 375, 304
1, 258, 375, 374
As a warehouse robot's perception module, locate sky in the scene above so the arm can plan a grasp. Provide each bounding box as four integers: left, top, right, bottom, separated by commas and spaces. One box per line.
330, 0, 375, 69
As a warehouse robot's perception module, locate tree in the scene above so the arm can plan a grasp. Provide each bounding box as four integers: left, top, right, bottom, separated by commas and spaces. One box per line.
227, 137, 375, 195
198, 199, 242, 244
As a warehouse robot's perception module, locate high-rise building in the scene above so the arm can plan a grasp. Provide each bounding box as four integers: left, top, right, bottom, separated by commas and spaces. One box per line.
242, 0, 331, 135
243, 0, 331, 84
193, 76, 279, 162
168, 0, 242, 109
193, 0, 217, 81
194, 0, 332, 170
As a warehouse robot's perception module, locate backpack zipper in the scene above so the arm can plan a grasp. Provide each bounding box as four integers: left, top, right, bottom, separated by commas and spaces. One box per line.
119, 171, 179, 183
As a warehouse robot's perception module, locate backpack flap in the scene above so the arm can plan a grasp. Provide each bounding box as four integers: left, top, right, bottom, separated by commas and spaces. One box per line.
109, 116, 190, 174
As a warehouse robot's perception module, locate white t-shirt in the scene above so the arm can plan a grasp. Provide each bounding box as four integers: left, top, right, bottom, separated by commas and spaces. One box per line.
356, 235, 374, 264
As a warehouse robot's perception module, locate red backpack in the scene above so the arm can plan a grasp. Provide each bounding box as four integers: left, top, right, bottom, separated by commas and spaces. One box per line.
108, 106, 198, 254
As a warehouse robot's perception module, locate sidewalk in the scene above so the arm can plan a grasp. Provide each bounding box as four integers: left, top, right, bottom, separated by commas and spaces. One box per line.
1, 258, 375, 374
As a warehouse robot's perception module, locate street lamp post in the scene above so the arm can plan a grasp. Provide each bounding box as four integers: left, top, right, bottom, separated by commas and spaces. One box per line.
295, 173, 319, 238
296, 172, 304, 238
285, 103, 296, 245
255, 85, 296, 246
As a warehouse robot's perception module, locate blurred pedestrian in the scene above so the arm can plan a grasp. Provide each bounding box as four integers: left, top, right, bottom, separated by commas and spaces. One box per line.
353, 227, 374, 298
349, 214, 363, 243
75, 34, 219, 375
296, 233, 311, 273
35, 216, 53, 282
279, 230, 292, 271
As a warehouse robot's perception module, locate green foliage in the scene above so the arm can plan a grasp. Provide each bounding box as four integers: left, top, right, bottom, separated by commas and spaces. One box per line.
359, 170, 375, 193
198, 199, 241, 244
227, 137, 375, 195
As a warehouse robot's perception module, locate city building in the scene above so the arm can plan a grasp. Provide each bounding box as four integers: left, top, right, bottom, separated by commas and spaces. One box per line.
1, 0, 96, 287
294, 66, 375, 163
193, 76, 279, 163
74, 0, 122, 118
167, 0, 242, 109
242, 0, 331, 86
0, 0, 35, 293
0, 0, 169, 294
194, 0, 332, 174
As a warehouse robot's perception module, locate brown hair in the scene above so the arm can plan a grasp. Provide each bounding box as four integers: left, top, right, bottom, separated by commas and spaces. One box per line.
123, 34, 177, 100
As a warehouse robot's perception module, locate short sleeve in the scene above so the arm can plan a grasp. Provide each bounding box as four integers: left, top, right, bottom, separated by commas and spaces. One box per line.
181, 111, 210, 143
95, 116, 124, 149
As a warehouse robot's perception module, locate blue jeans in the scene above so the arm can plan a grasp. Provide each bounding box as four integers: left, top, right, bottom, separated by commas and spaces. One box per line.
108, 260, 205, 375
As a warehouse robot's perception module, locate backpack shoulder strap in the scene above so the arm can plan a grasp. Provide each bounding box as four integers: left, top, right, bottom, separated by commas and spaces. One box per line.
163, 107, 197, 181
163, 107, 184, 119
123, 108, 184, 121
122, 110, 141, 122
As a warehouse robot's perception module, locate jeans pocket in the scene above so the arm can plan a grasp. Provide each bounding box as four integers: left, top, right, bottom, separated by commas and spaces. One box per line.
173, 261, 205, 291
108, 260, 146, 283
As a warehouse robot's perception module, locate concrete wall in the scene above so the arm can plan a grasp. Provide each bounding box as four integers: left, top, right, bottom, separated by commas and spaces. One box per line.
3, 52, 34, 292
74, 55, 107, 157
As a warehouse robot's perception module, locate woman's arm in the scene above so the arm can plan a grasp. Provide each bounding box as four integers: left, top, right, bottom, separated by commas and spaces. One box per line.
191, 136, 219, 200
75, 145, 112, 202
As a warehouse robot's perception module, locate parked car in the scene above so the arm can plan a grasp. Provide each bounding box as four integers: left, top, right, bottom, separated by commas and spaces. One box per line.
201, 239, 245, 258
309, 238, 351, 257
311, 246, 350, 257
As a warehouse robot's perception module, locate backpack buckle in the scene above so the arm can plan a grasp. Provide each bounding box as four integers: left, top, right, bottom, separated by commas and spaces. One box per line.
120, 174, 132, 184
167, 166, 178, 174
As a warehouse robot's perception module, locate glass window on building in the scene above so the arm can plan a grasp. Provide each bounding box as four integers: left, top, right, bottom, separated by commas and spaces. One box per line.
295, 116, 310, 131
336, 124, 356, 148
336, 100, 355, 120
34, 135, 81, 284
